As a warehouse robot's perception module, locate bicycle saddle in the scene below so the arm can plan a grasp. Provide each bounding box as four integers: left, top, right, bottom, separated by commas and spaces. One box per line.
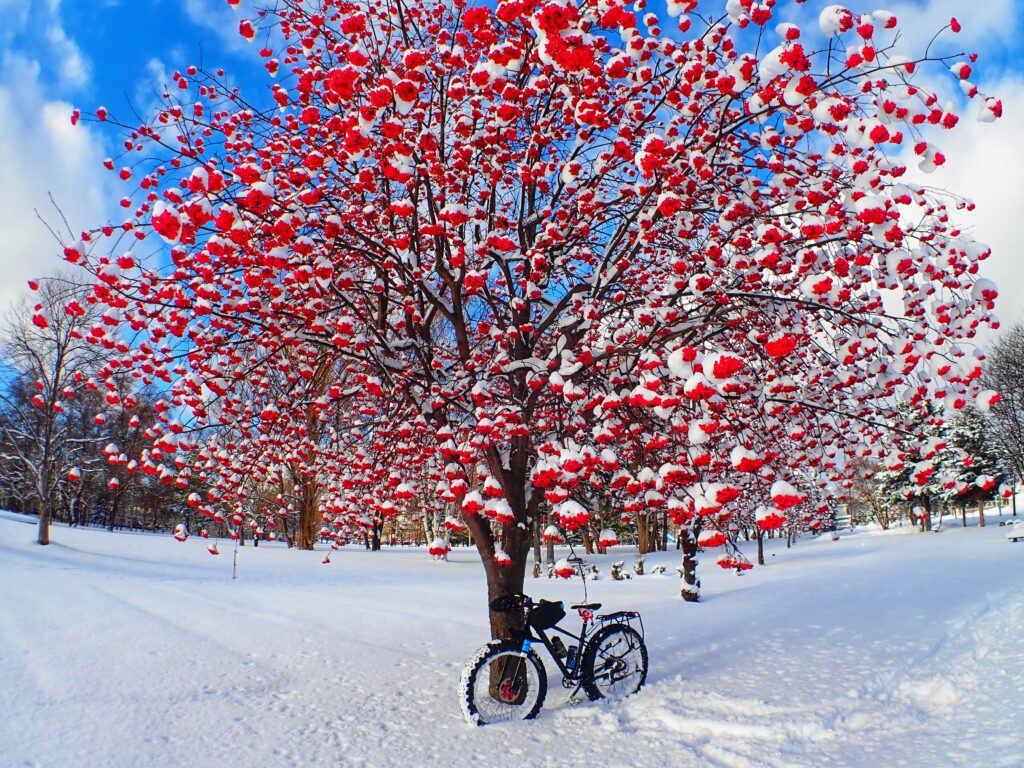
570, 602, 602, 610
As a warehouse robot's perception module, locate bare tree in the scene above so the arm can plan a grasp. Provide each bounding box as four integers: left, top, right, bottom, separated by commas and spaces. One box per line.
983, 324, 1024, 485
847, 457, 895, 530
0, 278, 108, 544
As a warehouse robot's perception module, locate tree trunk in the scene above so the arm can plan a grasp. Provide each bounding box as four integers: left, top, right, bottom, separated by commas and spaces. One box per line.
592, 499, 609, 555
977, 499, 986, 528
680, 527, 699, 602
462, 459, 537, 640
472, 512, 531, 639
370, 519, 382, 550
876, 507, 890, 530
296, 499, 319, 550
484, 556, 529, 638
636, 516, 650, 555
961, 503, 967, 528
37, 497, 50, 546
756, 528, 765, 566
581, 526, 594, 555
106, 492, 122, 532
531, 514, 542, 565
661, 510, 669, 551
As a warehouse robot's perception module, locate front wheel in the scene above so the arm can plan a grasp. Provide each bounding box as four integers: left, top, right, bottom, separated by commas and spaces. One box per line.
460, 640, 548, 725
581, 624, 648, 701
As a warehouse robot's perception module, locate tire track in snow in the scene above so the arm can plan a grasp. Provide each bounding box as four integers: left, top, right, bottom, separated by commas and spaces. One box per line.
161, 580, 477, 670
634, 682, 833, 767
826, 588, 1024, 766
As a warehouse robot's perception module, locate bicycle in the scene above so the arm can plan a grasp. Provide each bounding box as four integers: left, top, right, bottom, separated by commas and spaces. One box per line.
460, 557, 648, 725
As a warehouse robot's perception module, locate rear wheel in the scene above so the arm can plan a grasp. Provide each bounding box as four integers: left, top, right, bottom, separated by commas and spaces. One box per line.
460, 640, 548, 725
581, 624, 648, 701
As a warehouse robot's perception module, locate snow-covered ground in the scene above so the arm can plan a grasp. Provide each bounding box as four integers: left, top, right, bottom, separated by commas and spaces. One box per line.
2, 512, 1023, 768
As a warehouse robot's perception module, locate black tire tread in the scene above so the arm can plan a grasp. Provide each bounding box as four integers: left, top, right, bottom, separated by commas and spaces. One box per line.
580, 623, 648, 702
459, 639, 548, 725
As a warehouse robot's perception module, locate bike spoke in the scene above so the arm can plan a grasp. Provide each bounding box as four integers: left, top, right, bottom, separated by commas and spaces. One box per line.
589, 630, 646, 698
470, 652, 542, 724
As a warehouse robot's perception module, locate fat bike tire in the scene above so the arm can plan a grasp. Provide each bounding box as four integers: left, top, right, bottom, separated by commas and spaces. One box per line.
580, 624, 648, 702
460, 639, 548, 725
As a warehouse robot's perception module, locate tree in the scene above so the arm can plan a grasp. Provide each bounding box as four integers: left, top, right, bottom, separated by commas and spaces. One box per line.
70, 0, 1001, 637
876, 402, 1010, 529
982, 324, 1024, 487
936, 406, 1009, 527
875, 404, 947, 530
0, 276, 188, 540
231, 357, 343, 550
846, 457, 893, 529
0, 279, 110, 544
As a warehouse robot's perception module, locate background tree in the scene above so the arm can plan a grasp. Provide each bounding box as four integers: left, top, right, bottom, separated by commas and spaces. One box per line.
876, 404, 1010, 529
0, 277, 189, 539
846, 457, 893, 529
982, 324, 1024, 489
876, 406, 946, 531
0, 279, 111, 544
69, 0, 1001, 635
936, 406, 1009, 528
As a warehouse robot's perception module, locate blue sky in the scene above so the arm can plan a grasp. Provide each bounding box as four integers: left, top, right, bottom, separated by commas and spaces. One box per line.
4, 1, 266, 98
0, 0, 1021, 331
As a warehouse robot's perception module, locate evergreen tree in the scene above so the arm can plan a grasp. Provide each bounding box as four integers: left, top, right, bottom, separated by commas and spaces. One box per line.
935, 407, 1009, 526
876, 405, 945, 529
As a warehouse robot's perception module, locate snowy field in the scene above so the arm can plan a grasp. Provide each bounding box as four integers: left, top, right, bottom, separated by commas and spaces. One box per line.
2, 512, 1023, 768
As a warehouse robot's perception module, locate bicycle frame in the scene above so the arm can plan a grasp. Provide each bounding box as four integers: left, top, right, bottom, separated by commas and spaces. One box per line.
519, 610, 595, 683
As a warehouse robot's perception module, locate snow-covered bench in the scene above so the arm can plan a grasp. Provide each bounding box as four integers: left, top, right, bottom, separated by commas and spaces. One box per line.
1006, 521, 1024, 543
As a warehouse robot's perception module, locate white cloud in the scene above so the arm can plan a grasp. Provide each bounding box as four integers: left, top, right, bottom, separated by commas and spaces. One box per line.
780, 1, 1019, 66
0, 0, 112, 314
0, 1, 29, 46
913, 75, 1024, 334
0, 0, 92, 93
44, 22, 90, 91
0, 54, 113, 314
182, 0, 261, 54
780, 4, 1023, 338
880, 0, 1019, 53
131, 57, 171, 114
